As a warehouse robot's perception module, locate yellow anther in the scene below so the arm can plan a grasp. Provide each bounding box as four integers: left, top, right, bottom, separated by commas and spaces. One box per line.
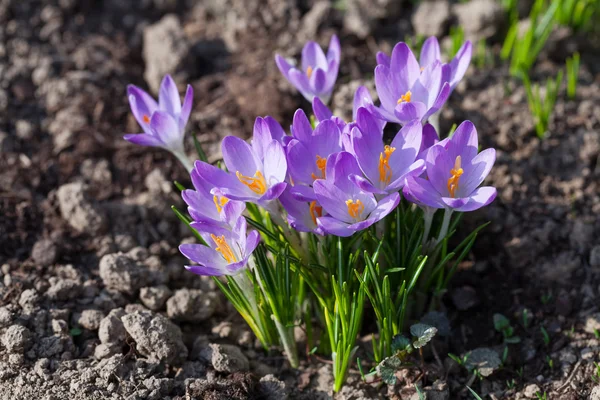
310, 155, 327, 181
446, 156, 464, 198
213, 195, 229, 213
397, 90, 412, 104
142, 114, 150, 124
236, 170, 267, 195
306, 66, 313, 78
345, 199, 365, 219
210, 234, 237, 264
309, 201, 323, 226
378, 145, 396, 185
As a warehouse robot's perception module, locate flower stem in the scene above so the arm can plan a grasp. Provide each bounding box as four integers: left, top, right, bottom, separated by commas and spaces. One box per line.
436, 208, 453, 245
422, 207, 435, 249
272, 315, 299, 368
172, 150, 195, 172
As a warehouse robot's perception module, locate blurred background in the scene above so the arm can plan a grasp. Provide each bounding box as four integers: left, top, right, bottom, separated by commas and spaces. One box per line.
0, 0, 599, 399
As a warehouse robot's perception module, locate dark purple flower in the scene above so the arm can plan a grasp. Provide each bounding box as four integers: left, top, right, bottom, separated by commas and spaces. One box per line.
275, 35, 341, 103
370, 42, 450, 125
124, 75, 193, 157
313, 152, 400, 237
349, 110, 425, 194
403, 121, 496, 212
179, 216, 260, 276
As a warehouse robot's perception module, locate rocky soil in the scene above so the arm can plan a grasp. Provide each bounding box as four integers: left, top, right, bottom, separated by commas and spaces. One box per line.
0, 0, 599, 399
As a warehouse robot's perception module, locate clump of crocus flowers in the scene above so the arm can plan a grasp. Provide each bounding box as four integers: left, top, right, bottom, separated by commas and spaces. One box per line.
124, 34, 494, 392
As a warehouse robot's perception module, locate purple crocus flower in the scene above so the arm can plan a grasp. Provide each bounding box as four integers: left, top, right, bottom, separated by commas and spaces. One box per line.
402, 121, 496, 212
370, 42, 450, 125
376, 37, 472, 93
278, 188, 325, 235
417, 123, 440, 161
124, 75, 194, 168
194, 134, 287, 206
182, 167, 246, 235
275, 35, 341, 103
313, 152, 400, 237
349, 110, 425, 195
179, 216, 260, 276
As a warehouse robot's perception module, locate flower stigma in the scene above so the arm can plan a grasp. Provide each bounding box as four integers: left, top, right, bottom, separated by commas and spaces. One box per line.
446, 156, 463, 198
310, 155, 327, 180
309, 200, 323, 225
210, 234, 237, 263
397, 90, 412, 104
306, 66, 313, 78
236, 170, 267, 195
345, 199, 365, 220
213, 195, 229, 213
142, 114, 150, 124
378, 145, 396, 185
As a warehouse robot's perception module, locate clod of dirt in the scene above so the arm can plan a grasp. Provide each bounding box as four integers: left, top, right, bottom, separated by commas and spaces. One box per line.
452, 0, 505, 42
18, 289, 39, 313
2, 325, 32, 353
590, 245, 600, 269
412, 0, 451, 38
259, 374, 288, 400
31, 239, 59, 266
121, 310, 188, 365
343, 0, 402, 39
590, 386, 600, 400
139, 285, 172, 311
56, 182, 108, 234
46, 278, 82, 301
411, 380, 449, 400
143, 15, 192, 92
99, 253, 149, 295
450, 286, 479, 311
166, 288, 220, 323
199, 343, 249, 373
73, 309, 105, 331
523, 383, 541, 398
584, 313, 600, 334
98, 308, 127, 344
186, 372, 258, 399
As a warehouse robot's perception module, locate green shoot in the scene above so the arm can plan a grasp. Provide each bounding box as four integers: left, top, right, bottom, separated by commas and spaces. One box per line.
546, 355, 554, 369
540, 326, 550, 346
516, 366, 524, 378
467, 386, 484, 400
591, 362, 600, 383
536, 391, 548, 400
566, 52, 580, 100
522, 309, 531, 329
523, 70, 563, 139
506, 379, 516, 389
541, 290, 553, 305
448, 352, 469, 366
448, 26, 465, 59
594, 328, 600, 339
494, 313, 521, 344
554, 0, 598, 32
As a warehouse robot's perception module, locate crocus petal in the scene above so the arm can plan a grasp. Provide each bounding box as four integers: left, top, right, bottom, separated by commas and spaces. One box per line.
287, 140, 315, 184
313, 97, 333, 121
394, 101, 427, 124
179, 85, 194, 129
449, 120, 479, 164
424, 144, 455, 196
420, 37, 441, 67
263, 140, 287, 185
390, 42, 420, 94
311, 119, 342, 158
367, 103, 398, 124
376, 51, 391, 68
418, 123, 440, 161
440, 196, 469, 209
460, 148, 496, 196
275, 54, 294, 80
252, 117, 272, 160
288, 69, 314, 101
194, 160, 240, 191
310, 68, 328, 94
289, 184, 317, 202
349, 174, 387, 194
313, 180, 355, 223
260, 182, 287, 202
180, 244, 228, 270
389, 119, 423, 174
185, 264, 229, 277
221, 200, 246, 227
244, 230, 261, 255
123, 133, 164, 148
325, 151, 364, 194
452, 186, 497, 212
352, 122, 383, 185
422, 82, 450, 122
264, 116, 285, 143
387, 159, 426, 191
403, 176, 445, 209
128, 85, 158, 130
302, 41, 328, 72
327, 35, 341, 63
222, 136, 262, 177
450, 41, 472, 90
360, 192, 400, 227
150, 111, 182, 150
411, 61, 442, 107
316, 216, 354, 237
291, 109, 313, 143
159, 75, 182, 117
374, 65, 397, 112
279, 189, 317, 232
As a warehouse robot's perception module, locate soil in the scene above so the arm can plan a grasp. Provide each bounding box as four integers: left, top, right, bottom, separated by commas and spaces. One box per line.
0, 0, 599, 399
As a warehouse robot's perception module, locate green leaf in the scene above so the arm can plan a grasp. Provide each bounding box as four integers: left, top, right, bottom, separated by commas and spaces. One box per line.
410, 323, 437, 348
376, 355, 402, 385
493, 313, 510, 332
193, 133, 208, 162
465, 347, 502, 377
391, 334, 412, 354
467, 386, 484, 400
70, 327, 82, 336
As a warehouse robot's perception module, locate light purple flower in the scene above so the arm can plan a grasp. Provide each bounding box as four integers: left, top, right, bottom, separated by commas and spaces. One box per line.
124, 75, 193, 154
313, 152, 400, 237
278, 188, 325, 235
275, 35, 341, 103
417, 123, 440, 161
194, 134, 287, 205
349, 110, 425, 194
377, 37, 472, 92
182, 167, 246, 235
179, 216, 260, 276
403, 121, 496, 212
370, 42, 450, 125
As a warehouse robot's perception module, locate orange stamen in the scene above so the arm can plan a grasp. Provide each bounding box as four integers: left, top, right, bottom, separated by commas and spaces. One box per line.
306, 66, 313, 78
310, 155, 327, 181
213, 195, 229, 213
236, 170, 267, 195
345, 199, 365, 220
446, 156, 464, 198
142, 114, 150, 124
397, 90, 412, 104
378, 145, 396, 185
309, 201, 323, 226
210, 234, 237, 263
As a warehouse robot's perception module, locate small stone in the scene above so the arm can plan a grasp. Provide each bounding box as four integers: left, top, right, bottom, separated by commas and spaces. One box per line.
121, 310, 188, 364
166, 289, 219, 322
523, 383, 541, 398
94, 343, 122, 360
18, 289, 39, 312
581, 348, 594, 360
590, 386, 600, 400
15, 120, 35, 140
98, 309, 127, 344
199, 343, 249, 373
56, 182, 107, 234
2, 325, 32, 353
412, 0, 451, 37
139, 285, 172, 311
99, 253, 149, 295
584, 313, 600, 334
452, 0, 504, 42
590, 246, 600, 269
75, 309, 105, 330
31, 239, 59, 266
46, 279, 81, 301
